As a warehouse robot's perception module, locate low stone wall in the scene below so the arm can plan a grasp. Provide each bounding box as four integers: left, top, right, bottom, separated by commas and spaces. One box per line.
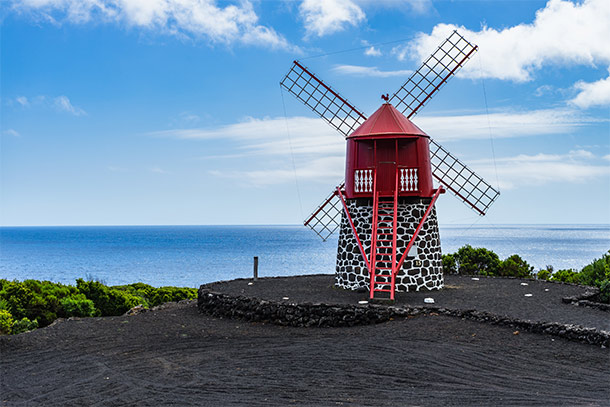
198, 287, 610, 347
562, 289, 610, 312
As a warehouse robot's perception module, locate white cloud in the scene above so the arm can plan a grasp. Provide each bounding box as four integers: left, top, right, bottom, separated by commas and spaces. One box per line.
332, 64, 412, 78
400, 0, 610, 82
178, 111, 200, 124
154, 109, 602, 149
150, 166, 170, 174
3, 129, 21, 137
364, 46, 381, 57
299, 0, 365, 37
210, 156, 344, 186
603, 154, 610, 161
415, 108, 602, 142
8, 94, 87, 116
16, 96, 29, 106
471, 150, 610, 190
151, 108, 604, 186
151, 116, 346, 185
151, 116, 344, 156
53, 95, 86, 116
570, 68, 610, 108
9, 0, 294, 50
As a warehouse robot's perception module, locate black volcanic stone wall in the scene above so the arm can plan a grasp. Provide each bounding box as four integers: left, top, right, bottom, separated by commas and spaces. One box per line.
197, 287, 610, 347
335, 198, 443, 292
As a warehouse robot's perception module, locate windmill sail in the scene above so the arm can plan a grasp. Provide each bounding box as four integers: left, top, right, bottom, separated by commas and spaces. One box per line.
390, 30, 478, 119
303, 183, 345, 241
281, 61, 367, 138
429, 139, 499, 215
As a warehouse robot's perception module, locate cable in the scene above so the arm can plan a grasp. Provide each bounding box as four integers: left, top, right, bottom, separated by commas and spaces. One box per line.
280, 85, 305, 220
478, 53, 501, 192
299, 37, 412, 61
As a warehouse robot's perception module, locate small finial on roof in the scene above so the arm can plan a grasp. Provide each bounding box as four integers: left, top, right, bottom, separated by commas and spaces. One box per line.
381, 93, 389, 102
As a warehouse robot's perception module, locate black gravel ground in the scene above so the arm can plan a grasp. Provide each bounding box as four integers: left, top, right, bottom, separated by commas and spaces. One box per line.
1, 275, 609, 406
206, 274, 609, 331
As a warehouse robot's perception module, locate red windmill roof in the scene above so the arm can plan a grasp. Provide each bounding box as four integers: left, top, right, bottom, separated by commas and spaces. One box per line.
348, 103, 427, 139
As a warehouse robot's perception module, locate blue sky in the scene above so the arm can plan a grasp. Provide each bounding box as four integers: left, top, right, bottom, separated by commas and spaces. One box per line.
1, 0, 609, 227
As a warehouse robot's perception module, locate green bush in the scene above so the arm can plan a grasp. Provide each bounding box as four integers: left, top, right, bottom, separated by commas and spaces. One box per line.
598, 279, 610, 303
536, 269, 551, 280
12, 317, 38, 334
550, 269, 580, 284
499, 254, 534, 278
579, 251, 610, 287
441, 253, 457, 274
0, 280, 34, 322
76, 279, 141, 316
111, 282, 155, 308
60, 295, 97, 318
149, 286, 197, 306
0, 280, 58, 327
0, 309, 13, 335
0, 278, 197, 334
111, 283, 197, 307
454, 245, 501, 276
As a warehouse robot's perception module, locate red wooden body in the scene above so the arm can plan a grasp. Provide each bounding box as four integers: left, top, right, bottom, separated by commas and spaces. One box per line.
345, 103, 434, 199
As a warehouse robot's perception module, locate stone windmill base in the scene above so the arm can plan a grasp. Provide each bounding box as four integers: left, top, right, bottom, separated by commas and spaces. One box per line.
335, 197, 444, 292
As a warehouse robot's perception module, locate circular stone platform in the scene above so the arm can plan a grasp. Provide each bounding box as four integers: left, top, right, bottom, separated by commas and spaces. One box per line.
199, 274, 609, 346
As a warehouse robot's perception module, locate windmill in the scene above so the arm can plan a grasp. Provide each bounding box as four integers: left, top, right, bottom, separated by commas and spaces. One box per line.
280, 31, 499, 300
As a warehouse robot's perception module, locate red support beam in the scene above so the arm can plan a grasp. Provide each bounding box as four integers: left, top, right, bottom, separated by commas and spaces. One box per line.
336, 186, 371, 272
395, 187, 444, 273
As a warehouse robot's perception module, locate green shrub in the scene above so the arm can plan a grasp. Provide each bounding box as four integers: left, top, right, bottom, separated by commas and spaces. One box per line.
550, 269, 580, 284
499, 254, 534, 278
0, 310, 13, 335
0, 279, 86, 327
579, 251, 610, 288
76, 279, 142, 316
442, 253, 457, 274
0, 280, 34, 322
148, 286, 197, 307
536, 269, 551, 280
111, 282, 155, 308
598, 279, 610, 303
60, 295, 97, 318
111, 283, 196, 307
11, 317, 38, 334
0, 278, 197, 333
454, 245, 501, 276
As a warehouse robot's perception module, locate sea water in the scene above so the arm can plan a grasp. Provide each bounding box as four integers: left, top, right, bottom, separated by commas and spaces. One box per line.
0, 225, 608, 288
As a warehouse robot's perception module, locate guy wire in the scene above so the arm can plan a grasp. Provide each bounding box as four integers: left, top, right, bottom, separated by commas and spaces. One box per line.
299, 37, 411, 61
478, 52, 501, 192
280, 84, 305, 220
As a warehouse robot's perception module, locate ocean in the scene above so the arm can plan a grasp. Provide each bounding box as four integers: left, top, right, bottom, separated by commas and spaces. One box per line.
1, 225, 608, 288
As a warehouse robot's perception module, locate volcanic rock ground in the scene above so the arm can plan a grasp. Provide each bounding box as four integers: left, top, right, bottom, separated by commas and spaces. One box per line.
1, 275, 608, 406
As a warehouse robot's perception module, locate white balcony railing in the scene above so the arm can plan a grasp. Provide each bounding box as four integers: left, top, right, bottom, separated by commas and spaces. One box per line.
354, 169, 373, 193
400, 168, 418, 192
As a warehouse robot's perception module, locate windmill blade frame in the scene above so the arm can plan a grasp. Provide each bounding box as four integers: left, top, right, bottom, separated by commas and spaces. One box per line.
280, 61, 367, 138
429, 139, 499, 215
303, 182, 345, 241
389, 30, 478, 119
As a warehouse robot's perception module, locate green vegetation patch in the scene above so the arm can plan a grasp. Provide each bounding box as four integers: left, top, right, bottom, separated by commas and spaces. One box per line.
442, 246, 610, 303
0, 278, 197, 335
